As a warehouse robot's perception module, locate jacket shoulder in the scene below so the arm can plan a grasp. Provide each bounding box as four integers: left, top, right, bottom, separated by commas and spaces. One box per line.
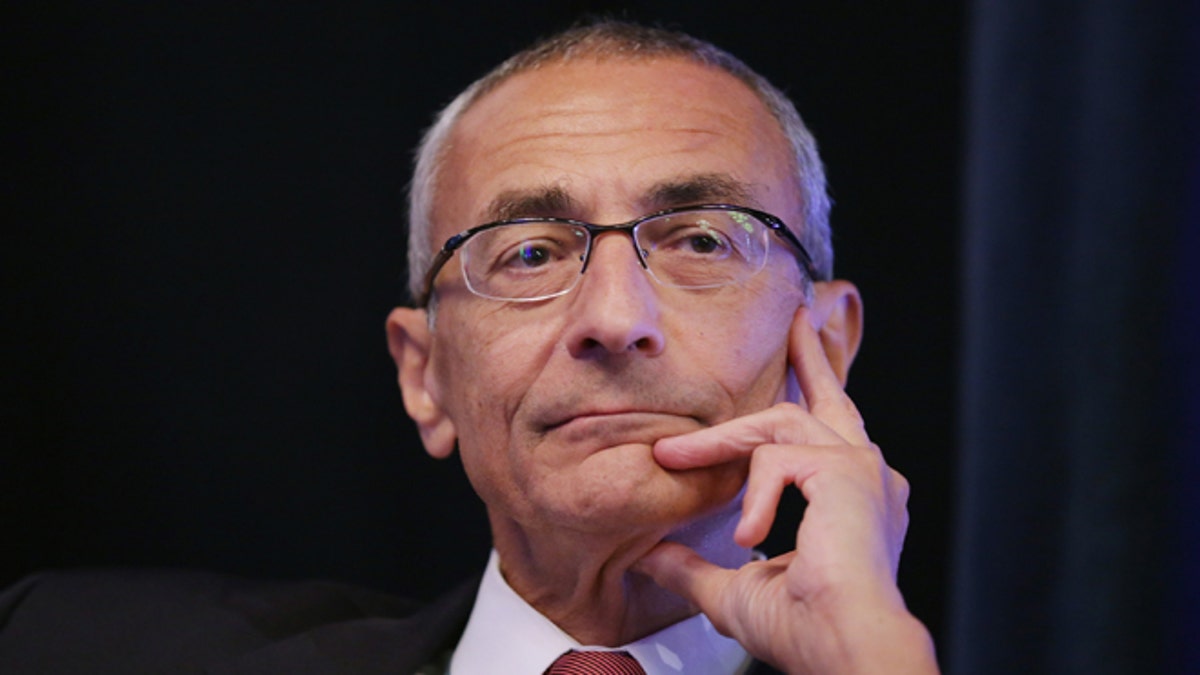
0, 569, 455, 674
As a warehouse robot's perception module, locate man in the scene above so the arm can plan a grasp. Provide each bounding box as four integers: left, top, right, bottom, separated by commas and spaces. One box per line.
0, 20, 936, 674
384, 20, 936, 674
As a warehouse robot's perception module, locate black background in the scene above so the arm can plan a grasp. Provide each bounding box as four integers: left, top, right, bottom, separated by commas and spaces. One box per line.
4, 2, 963, 650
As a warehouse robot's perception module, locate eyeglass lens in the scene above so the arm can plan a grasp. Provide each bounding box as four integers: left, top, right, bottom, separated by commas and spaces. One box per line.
460, 209, 771, 301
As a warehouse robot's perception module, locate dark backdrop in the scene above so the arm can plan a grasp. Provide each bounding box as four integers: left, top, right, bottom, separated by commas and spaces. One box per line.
949, 2, 1200, 673
4, 0, 962, 660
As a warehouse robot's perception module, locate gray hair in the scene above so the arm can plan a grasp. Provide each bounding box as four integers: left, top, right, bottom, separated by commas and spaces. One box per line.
406, 20, 833, 303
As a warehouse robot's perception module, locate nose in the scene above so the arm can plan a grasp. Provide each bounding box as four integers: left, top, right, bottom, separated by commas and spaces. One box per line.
564, 232, 665, 358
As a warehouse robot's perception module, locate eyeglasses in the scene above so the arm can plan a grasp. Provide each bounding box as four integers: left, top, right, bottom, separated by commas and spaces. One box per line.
416, 204, 819, 306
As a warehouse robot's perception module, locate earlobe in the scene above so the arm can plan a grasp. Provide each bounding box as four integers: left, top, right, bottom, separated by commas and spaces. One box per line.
385, 307, 457, 459
809, 280, 864, 386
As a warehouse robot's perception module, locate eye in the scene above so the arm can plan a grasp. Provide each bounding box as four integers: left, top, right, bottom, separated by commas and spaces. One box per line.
516, 241, 549, 265
686, 231, 726, 254
495, 238, 567, 270
657, 222, 733, 258
478, 224, 585, 274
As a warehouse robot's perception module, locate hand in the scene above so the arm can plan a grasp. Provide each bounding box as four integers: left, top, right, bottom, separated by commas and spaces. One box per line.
634, 307, 938, 674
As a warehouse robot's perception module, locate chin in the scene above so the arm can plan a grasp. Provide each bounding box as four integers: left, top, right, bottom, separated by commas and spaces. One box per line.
532, 450, 747, 536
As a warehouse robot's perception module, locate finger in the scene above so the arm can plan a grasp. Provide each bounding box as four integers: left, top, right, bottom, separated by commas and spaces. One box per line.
732, 444, 793, 547
789, 308, 870, 445
653, 403, 846, 471
734, 443, 881, 549
633, 542, 733, 622
783, 447, 911, 582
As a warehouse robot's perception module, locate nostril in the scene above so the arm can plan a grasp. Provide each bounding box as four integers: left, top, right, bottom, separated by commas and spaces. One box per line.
573, 334, 658, 357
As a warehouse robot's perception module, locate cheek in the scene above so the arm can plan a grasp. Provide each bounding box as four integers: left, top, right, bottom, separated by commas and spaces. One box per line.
693, 294, 798, 412
431, 306, 561, 443
428, 314, 548, 510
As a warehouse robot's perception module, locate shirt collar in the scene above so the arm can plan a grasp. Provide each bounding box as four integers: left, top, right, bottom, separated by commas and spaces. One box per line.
449, 550, 750, 675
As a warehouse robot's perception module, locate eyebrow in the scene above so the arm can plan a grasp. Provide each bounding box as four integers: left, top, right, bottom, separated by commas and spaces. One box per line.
484, 185, 579, 222
480, 172, 761, 224
642, 173, 760, 212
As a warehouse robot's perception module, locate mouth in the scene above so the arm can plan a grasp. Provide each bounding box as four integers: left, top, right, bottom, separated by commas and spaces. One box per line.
541, 410, 706, 448
543, 408, 695, 430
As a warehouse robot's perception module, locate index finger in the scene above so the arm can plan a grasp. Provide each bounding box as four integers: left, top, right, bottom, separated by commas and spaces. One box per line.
790, 306, 870, 445
652, 402, 846, 470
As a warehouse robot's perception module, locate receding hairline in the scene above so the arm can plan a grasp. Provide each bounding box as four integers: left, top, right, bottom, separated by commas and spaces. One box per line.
431, 20, 807, 197
459, 21, 770, 112
406, 20, 835, 303
434, 53, 803, 218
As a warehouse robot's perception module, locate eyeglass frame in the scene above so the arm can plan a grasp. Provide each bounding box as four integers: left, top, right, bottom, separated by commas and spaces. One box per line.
415, 203, 822, 307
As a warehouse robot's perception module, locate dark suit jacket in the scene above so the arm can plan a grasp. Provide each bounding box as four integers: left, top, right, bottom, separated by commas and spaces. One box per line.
0, 570, 782, 674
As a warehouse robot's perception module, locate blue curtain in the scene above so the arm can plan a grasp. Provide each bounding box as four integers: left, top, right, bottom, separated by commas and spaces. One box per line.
950, 1, 1200, 672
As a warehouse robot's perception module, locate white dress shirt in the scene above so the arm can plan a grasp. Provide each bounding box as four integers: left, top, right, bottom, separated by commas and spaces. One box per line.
449, 550, 751, 675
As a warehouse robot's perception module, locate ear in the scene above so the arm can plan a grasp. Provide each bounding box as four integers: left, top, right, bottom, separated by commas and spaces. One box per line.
385, 307, 457, 459
807, 280, 864, 386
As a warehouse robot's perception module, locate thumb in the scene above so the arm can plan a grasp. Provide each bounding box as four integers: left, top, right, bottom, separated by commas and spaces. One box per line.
633, 542, 732, 617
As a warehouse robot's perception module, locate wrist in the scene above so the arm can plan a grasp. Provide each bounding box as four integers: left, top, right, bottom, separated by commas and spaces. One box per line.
796, 592, 939, 675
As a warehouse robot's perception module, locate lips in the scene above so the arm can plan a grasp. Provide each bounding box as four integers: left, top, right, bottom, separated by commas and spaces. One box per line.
527, 378, 726, 445
534, 393, 709, 433
542, 410, 705, 448
544, 408, 687, 430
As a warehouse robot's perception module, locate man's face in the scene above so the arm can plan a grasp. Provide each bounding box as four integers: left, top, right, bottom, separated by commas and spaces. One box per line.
419, 58, 808, 542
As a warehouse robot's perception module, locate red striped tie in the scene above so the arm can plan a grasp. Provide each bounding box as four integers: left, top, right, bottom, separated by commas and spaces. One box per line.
543, 649, 647, 675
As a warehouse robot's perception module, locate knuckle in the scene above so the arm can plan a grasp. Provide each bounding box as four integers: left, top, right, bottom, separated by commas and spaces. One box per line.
891, 469, 911, 502
810, 391, 861, 417
765, 402, 813, 444
747, 443, 800, 477
769, 401, 806, 418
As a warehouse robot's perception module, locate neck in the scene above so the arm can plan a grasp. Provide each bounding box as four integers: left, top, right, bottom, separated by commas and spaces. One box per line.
490, 503, 751, 646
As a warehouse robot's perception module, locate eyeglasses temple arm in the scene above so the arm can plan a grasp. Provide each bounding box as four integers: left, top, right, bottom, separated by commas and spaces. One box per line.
416, 233, 469, 307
